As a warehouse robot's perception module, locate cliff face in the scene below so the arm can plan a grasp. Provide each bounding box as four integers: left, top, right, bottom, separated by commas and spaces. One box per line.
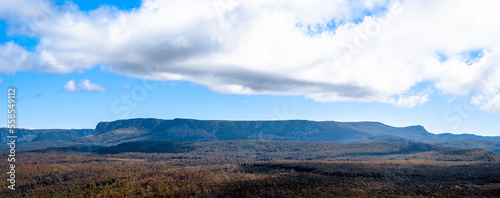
80, 118, 434, 146
94, 118, 167, 135
2, 118, 498, 154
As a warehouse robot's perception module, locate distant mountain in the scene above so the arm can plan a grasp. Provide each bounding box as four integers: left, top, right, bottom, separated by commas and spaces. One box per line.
79, 118, 500, 153
437, 133, 500, 141
78, 118, 433, 145
0, 128, 94, 144
1, 118, 499, 154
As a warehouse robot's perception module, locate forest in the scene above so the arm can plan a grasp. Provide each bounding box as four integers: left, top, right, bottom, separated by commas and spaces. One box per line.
1, 140, 500, 197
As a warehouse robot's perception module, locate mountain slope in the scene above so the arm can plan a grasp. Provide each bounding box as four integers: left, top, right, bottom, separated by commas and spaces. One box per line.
0, 128, 94, 144
77, 118, 435, 146
2, 118, 498, 153
437, 133, 500, 142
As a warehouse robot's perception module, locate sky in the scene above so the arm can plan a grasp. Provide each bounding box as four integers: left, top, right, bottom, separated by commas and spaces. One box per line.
0, 0, 499, 136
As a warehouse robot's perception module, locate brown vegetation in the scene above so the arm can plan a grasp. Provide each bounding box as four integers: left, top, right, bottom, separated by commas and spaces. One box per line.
1, 150, 500, 197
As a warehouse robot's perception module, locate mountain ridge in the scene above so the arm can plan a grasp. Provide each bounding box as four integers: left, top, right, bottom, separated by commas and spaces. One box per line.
1, 118, 498, 154
85, 118, 432, 145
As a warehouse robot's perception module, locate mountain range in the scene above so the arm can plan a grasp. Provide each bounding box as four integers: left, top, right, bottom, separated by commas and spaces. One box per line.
1, 118, 499, 153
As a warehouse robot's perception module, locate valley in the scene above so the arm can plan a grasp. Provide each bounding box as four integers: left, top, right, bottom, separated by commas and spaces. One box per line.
2, 118, 500, 197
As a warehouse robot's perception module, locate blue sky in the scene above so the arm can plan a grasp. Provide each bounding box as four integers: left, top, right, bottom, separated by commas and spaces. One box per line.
0, 0, 499, 136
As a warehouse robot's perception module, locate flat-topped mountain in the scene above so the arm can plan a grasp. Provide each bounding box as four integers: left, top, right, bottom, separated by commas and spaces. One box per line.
82, 118, 433, 145
1, 118, 498, 153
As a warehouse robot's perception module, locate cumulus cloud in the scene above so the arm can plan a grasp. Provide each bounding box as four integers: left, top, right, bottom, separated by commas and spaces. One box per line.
470, 91, 500, 113
392, 95, 430, 109
2, 0, 500, 110
0, 42, 37, 73
478, 94, 500, 113
63, 79, 77, 92
79, 79, 106, 92
63, 79, 106, 92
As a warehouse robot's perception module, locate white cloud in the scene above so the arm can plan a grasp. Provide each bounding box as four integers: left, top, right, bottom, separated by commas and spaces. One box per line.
392, 95, 430, 108
63, 79, 106, 92
0, 0, 53, 24
0, 42, 37, 73
480, 94, 500, 113
63, 79, 77, 92
79, 79, 106, 92
2, 0, 500, 110
470, 92, 500, 113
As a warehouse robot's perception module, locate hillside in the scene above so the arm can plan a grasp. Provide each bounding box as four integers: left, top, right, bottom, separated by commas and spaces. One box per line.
0, 128, 94, 144
77, 118, 433, 146
1, 118, 498, 153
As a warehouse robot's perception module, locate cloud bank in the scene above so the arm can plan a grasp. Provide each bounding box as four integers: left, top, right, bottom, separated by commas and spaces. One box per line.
1, 0, 500, 111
